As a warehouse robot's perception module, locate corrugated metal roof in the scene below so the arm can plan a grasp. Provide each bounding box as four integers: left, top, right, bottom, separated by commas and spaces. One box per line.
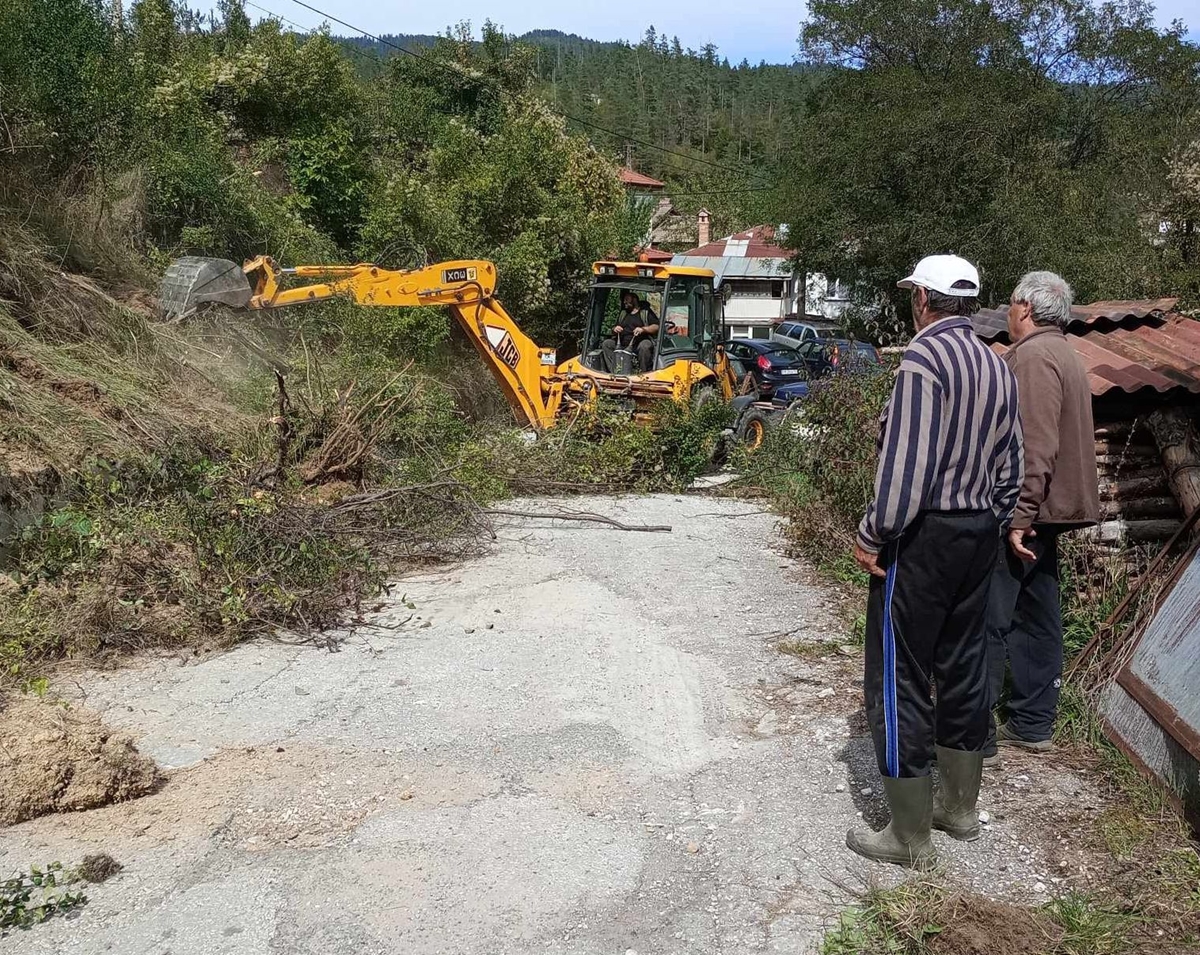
973, 301, 1200, 397
671, 255, 792, 281
974, 298, 1180, 342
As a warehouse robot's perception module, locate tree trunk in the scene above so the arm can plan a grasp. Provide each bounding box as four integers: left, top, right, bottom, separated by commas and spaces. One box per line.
1148, 407, 1200, 519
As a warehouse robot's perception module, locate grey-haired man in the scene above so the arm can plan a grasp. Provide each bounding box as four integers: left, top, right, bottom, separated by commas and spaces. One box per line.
985, 271, 1101, 760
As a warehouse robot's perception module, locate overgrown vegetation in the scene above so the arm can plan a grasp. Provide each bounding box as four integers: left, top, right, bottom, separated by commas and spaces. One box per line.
736, 367, 893, 582
0, 373, 730, 682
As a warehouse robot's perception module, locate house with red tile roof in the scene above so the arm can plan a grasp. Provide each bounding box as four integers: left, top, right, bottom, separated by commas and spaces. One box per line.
673, 223, 856, 338
671, 224, 804, 339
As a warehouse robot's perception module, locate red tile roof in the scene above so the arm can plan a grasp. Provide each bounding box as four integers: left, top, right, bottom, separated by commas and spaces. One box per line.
618, 168, 666, 189
979, 304, 1200, 397
680, 224, 790, 259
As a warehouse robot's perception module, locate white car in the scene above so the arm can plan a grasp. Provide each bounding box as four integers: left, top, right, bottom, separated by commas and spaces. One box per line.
770, 320, 841, 350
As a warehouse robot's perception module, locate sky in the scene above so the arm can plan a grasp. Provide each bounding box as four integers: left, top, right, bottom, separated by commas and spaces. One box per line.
235, 0, 1198, 64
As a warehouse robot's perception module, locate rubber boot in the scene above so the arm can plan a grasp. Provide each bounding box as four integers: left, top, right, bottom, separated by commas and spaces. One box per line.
932, 746, 983, 841
846, 775, 936, 870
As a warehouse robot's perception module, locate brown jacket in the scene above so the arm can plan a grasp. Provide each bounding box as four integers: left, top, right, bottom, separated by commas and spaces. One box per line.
1003, 326, 1101, 530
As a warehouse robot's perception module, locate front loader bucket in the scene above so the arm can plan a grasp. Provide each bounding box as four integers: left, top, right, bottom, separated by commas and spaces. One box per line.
158, 256, 252, 319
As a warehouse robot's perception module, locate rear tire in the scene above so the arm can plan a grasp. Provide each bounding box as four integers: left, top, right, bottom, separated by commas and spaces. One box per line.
737, 408, 772, 451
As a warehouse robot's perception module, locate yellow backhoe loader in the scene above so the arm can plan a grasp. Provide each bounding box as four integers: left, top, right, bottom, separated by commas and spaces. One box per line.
159, 256, 737, 430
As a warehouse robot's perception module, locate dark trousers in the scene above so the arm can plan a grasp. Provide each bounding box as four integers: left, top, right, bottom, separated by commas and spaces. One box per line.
600, 337, 655, 373
984, 530, 1062, 746
865, 510, 999, 778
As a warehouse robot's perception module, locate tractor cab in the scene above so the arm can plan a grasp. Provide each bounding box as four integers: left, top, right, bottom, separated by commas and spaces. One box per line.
578, 262, 726, 376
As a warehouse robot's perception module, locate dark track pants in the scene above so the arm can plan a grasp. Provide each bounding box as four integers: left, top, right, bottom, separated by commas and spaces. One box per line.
984, 530, 1062, 747
865, 510, 999, 778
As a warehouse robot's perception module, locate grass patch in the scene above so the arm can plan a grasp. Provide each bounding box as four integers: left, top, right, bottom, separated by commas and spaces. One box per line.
819, 881, 1167, 955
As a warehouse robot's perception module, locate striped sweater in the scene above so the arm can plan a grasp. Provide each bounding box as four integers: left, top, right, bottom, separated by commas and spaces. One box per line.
857, 317, 1024, 554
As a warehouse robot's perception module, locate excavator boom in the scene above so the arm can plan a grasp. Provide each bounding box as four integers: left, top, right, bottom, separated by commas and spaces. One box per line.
161, 256, 564, 430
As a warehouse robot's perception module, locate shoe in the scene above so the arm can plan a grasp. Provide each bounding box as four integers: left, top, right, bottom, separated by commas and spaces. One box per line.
846, 775, 937, 870
995, 721, 1052, 752
983, 752, 1002, 769
932, 746, 984, 841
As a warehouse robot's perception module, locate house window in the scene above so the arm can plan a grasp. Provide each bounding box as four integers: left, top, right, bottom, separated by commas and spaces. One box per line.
771, 281, 784, 298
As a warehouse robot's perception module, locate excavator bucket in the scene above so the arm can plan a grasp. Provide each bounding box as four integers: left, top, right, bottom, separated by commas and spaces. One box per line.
158, 256, 252, 319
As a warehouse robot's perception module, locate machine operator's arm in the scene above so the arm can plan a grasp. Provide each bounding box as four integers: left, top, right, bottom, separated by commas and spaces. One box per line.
241, 257, 562, 430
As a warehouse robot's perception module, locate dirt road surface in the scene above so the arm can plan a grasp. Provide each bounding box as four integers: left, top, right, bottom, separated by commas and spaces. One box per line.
3, 495, 1105, 954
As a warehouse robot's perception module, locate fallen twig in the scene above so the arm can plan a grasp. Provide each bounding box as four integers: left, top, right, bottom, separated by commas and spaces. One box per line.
486, 508, 672, 533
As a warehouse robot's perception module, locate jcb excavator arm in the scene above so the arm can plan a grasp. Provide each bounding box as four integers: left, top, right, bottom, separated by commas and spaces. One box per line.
241, 256, 565, 430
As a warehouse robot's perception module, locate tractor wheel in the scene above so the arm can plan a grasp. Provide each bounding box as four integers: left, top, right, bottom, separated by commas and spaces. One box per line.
737, 409, 772, 451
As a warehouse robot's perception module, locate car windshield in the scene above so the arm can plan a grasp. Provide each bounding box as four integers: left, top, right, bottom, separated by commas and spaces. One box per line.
764, 348, 799, 361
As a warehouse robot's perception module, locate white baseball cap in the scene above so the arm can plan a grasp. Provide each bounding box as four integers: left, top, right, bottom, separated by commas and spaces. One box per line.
897, 254, 981, 297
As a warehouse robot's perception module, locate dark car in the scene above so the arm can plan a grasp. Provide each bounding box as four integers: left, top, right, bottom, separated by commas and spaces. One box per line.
793, 338, 881, 379
723, 339, 809, 397
770, 380, 812, 409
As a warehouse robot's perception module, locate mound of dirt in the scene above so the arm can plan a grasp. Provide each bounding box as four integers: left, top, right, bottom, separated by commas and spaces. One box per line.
930, 894, 1064, 955
0, 695, 163, 827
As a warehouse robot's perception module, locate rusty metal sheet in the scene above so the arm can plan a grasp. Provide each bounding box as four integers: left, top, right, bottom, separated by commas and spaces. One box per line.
1099, 539, 1200, 831
973, 298, 1180, 343
1117, 545, 1200, 761
1100, 681, 1200, 831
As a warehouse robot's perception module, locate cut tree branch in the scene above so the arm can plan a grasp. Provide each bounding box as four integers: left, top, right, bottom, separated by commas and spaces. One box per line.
486, 508, 672, 533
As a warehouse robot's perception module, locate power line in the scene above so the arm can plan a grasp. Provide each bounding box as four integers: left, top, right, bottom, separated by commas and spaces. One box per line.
281, 0, 773, 187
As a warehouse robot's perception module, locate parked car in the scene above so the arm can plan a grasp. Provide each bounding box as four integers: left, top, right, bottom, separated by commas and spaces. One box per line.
769, 340, 881, 411
723, 339, 810, 397
770, 320, 842, 350
770, 380, 812, 409
792, 338, 881, 379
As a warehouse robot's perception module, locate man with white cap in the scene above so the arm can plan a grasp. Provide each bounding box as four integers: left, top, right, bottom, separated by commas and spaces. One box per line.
847, 254, 1024, 869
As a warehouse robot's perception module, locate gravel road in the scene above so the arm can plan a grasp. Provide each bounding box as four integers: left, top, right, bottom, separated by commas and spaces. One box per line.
1, 494, 1108, 954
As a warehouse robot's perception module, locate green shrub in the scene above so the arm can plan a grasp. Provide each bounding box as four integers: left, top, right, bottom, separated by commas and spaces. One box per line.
740, 367, 893, 569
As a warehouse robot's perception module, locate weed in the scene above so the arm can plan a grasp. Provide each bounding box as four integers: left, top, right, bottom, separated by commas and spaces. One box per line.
1098, 805, 1154, 860
1044, 892, 1138, 955
821, 880, 948, 955
0, 863, 86, 932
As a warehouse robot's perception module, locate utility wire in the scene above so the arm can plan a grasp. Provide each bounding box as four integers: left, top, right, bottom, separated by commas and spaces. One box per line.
282, 0, 773, 187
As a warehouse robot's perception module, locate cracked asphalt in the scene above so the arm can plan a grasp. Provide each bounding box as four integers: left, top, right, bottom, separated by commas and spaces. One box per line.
2, 494, 1106, 953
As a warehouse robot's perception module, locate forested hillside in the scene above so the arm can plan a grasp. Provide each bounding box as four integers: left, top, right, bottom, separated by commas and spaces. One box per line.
339, 24, 797, 228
